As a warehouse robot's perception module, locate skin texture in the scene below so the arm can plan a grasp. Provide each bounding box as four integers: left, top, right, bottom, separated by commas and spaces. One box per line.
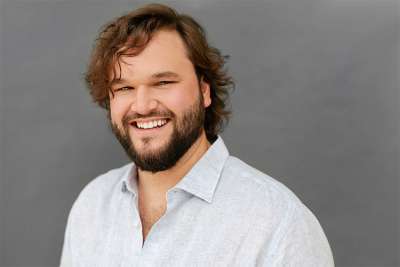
108, 29, 212, 242
110, 83, 207, 173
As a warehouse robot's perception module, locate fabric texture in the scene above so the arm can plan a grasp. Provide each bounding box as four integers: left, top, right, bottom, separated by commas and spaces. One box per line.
60, 137, 334, 266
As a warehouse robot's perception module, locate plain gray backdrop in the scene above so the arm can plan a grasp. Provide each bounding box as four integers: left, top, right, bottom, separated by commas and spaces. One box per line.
1, 0, 399, 266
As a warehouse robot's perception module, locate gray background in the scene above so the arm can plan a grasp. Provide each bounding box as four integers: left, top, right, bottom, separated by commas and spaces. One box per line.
1, 0, 398, 266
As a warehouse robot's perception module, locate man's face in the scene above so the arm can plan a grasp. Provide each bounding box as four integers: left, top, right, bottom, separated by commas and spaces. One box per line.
108, 29, 211, 172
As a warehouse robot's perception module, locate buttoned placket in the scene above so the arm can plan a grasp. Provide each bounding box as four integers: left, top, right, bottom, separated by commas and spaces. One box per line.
119, 189, 143, 267
118, 186, 181, 264
140, 188, 180, 247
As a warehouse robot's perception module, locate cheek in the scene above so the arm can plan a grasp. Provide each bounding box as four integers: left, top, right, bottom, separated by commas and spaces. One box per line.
166, 93, 188, 109
165, 83, 200, 113
109, 98, 131, 124
164, 94, 191, 117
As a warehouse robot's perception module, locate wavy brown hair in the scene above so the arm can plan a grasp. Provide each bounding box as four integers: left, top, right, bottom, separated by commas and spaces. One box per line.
85, 3, 234, 141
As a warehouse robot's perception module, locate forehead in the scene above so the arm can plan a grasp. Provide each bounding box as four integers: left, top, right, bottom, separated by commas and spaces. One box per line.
111, 29, 194, 81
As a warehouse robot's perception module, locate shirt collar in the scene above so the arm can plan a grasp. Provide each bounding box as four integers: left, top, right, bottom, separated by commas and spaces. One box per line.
121, 136, 229, 203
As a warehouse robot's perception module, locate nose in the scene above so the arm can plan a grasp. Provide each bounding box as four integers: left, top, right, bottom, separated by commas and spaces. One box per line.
131, 85, 157, 115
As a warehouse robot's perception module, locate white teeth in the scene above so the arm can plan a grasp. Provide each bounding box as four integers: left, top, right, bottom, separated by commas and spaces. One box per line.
136, 119, 167, 129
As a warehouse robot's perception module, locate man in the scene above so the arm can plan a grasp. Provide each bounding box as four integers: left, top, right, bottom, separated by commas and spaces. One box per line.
61, 3, 334, 266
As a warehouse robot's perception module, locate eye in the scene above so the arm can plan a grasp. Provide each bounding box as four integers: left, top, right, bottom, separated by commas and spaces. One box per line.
157, 80, 176, 86
114, 86, 134, 92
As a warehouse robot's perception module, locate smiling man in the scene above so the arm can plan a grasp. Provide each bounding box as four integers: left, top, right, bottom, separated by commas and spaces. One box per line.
60, 4, 334, 266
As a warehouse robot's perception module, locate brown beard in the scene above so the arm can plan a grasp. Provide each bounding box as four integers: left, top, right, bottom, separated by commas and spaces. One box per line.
110, 94, 205, 173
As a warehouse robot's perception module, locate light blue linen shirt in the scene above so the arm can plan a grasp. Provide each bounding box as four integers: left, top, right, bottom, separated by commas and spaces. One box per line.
60, 137, 334, 266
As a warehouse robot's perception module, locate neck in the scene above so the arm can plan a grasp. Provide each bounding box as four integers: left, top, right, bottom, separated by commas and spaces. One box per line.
137, 130, 211, 198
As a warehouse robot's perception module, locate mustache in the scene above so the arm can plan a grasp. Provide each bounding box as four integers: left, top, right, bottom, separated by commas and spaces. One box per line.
122, 110, 175, 125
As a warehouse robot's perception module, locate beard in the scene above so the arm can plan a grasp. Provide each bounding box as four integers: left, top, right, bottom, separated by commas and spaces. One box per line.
110, 94, 205, 173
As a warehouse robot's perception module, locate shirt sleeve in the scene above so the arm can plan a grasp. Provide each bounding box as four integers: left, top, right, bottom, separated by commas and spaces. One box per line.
257, 202, 335, 267
59, 206, 74, 267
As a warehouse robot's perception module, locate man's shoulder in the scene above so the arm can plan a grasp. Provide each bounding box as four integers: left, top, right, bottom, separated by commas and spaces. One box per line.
220, 157, 334, 266
68, 163, 132, 217
219, 156, 329, 240
219, 156, 309, 218
223, 156, 301, 203
79, 163, 132, 198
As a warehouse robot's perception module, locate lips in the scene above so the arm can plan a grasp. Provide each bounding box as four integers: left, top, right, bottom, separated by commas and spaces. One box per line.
134, 119, 168, 129
129, 118, 171, 133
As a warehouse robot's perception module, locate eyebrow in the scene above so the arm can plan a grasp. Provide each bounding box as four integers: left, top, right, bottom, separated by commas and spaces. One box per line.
151, 71, 180, 79
110, 71, 181, 87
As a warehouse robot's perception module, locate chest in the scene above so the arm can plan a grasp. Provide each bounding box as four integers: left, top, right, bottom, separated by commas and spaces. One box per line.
138, 194, 167, 240
93, 193, 266, 266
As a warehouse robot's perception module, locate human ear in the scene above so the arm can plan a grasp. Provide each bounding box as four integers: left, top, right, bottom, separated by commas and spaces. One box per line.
200, 78, 211, 108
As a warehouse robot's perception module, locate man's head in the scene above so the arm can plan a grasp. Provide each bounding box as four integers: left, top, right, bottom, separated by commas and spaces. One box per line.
85, 4, 233, 172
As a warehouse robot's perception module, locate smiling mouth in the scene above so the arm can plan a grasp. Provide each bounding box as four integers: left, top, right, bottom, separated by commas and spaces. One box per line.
130, 118, 171, 130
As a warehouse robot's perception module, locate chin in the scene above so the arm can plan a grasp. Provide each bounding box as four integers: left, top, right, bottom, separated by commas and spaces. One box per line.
132, 135, 169, 151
